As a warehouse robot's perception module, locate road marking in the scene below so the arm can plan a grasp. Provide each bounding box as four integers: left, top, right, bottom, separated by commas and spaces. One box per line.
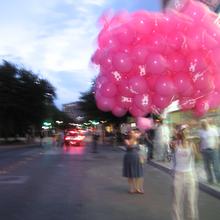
0, 176, 29, 184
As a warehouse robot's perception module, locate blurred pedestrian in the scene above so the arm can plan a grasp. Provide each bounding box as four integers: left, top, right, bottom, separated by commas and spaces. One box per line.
92, 130, 100, 153
52, 134, 56, 146
56, 129, 64, 147
123, 129, 144, 194
172, 124, 199, 220
145, 128, 155, 161
40, 130, 44, 146
198, 119, 220, 184
154, 119, 170, 161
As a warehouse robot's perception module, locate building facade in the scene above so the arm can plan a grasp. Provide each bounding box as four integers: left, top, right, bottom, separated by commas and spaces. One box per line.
161, 0, 220, 12
62, 102, 85, 122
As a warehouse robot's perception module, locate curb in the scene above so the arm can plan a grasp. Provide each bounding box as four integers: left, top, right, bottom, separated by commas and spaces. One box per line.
0, 143, 40, 153
148, 160, 220, 200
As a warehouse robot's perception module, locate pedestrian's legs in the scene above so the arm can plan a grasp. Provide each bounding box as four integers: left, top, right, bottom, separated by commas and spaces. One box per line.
211, 149, 220, 183
185, 172, 199, 220
172, 173, 184, 220
92, 140, 98, 153
128, 178, 136, 193
136, 177, 144, 193
202, 151, 213, 183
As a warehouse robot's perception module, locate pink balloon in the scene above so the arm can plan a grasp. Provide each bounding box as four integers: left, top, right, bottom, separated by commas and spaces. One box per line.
130, 64, 148, 77
119, 45, 132, 54
147, 33, 167, 53
192, 71, 215, 94
115, 24, 135, 45
152, 94, 173, 109
186, 28, 205, 50
112, 52, 133, 73
212, 71, 220, 92
95, 75, 108, 90
100, 51, 113, 71
132, 45, 149, 64
167, 52, 187, 72
155, 76, 176, 97
131, 11, 153, 35
134, 94, 151, 112
182, 0, 207, 21
116, 95, 133, 109
167, 31, 186, 50
166, 9, 193, 31
118, 80, 133, 97
91, 49, 102, 65
129, 105, 147, 117
146, 75, 159, 91
146, 54, 168, 74
156, 13, 177, 34
136, 117, 153, 131
193, 89, 204, 100
194, 97, 210, 117
129, 76, 148, 94
208, 91, 220, 109
201, 12, 220, 41
92, 7, 220, 117
173, 72, 194, 97
112, 106, 127, 117
98, 32, 119, 50
179, 97, 196, 111
96, 96, 115, 112
202, 31, 219, 50
99, 82, 117, 98
107, 70, 125, 84
187, 51, 209, 73
208, 48, 220, 67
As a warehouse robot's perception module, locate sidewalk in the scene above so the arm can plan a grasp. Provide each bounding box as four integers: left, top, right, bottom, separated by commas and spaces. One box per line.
149, 159, 220, 199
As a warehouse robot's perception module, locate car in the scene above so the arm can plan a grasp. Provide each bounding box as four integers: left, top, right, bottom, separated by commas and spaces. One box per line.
64, 129, 85, 146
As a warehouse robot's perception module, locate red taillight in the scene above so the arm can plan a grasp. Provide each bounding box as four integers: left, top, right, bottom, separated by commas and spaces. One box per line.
65, 136, 71, 140
65, 135, 84, 141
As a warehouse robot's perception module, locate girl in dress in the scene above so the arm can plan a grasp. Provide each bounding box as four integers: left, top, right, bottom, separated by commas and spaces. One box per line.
172, 125, 199, 220
123, 129, 144, 194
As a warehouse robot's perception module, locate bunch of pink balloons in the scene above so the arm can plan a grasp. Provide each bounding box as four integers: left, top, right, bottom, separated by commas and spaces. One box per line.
92, 0, 220, 118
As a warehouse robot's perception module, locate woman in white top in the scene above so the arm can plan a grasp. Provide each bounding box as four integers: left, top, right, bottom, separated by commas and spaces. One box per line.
172, 125, 199, 220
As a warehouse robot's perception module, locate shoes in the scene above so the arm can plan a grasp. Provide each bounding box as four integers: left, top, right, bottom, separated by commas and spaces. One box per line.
136, 189, 144, 194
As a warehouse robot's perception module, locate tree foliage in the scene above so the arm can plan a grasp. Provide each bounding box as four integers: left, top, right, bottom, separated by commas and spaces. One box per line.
0, 60, 58, 138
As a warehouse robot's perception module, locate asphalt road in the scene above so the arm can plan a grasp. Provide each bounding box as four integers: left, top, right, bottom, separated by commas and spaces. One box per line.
0, 143, 220, 220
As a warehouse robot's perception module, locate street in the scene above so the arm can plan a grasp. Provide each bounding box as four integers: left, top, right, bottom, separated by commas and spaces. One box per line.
0, 143, 220, 220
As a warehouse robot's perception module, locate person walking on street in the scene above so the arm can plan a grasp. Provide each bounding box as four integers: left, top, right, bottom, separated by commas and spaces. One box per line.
172, 124, 199, 220
145, 128, 155, 161
92, 130, 100, 153
123, 129, 144, 194
198, 119, 220, 184
40, 130, 44, 146
56, 129, 64, 147
154, 119, 170, 161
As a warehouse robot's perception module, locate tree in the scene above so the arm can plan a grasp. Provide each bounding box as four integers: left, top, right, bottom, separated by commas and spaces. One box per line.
0, 60, 57, 138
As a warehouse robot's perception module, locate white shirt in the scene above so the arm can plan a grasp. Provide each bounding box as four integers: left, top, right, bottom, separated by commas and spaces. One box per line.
198, 127, 219, 150
174, 145, 195, 172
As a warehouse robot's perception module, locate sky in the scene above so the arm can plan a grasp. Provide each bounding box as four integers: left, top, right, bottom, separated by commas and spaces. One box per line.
0, 0, 161, 109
